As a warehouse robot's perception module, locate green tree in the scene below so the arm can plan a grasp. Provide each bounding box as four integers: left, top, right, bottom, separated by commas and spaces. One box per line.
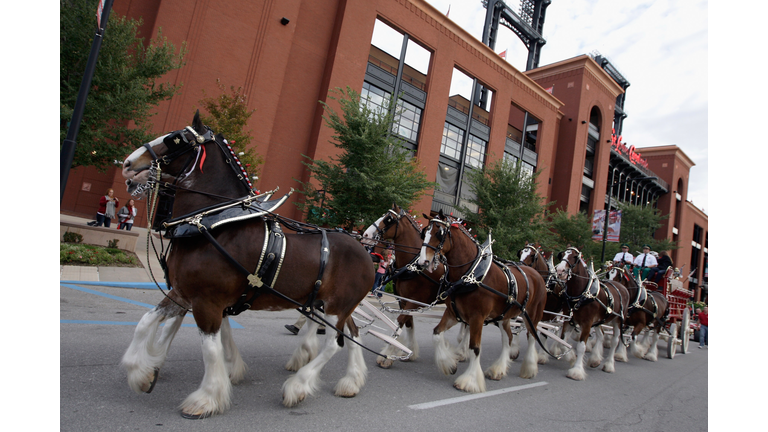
197, 79, 263, 181
296, 87, 435, 230
549, 209, 603, 260
60, 0, 186, 169
458, 158, 554, 261
614, 201, 678, 257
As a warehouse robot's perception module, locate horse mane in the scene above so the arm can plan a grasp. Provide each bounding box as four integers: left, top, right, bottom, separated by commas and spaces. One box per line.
400, 209, 423, 233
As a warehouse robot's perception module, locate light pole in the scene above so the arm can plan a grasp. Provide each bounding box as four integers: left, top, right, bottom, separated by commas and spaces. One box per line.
600, 176, 656, 263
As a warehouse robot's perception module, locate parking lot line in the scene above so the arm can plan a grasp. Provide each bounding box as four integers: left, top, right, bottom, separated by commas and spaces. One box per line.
60, 283, 244, 328
407, 381, 548, 410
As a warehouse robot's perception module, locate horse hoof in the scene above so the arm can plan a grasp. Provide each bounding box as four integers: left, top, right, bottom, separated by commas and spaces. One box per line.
376, 359, 393, 369
145, 368, 159, 394
180, 411, 213, 420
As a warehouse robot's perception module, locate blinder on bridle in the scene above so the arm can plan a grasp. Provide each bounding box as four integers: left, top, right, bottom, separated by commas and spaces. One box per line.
144, 126, 215, 165
558, 247, 586, 281
422, 217, 451, 254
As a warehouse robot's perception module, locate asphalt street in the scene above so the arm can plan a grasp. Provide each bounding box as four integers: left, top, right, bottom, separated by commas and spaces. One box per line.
60, 282, 709, 432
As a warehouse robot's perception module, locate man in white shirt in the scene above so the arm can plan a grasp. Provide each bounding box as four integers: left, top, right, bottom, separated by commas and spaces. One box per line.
633, 245, 657, 280
612, 244, 633, 267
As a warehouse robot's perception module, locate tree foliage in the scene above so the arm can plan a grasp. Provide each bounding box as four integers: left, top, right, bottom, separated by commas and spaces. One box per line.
458, 158, 554, 261
549, 209, 603, 260
60, 0, 186, 169
549, 202, 677, 265
614, 201, 678, 257
197, 79, 263, 181
295, 87, 435, 230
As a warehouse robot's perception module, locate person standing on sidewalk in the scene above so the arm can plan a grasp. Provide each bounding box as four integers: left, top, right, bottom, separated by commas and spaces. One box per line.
117, 199, 138, 230
90, 188, 118, 228
697, 306, 708, 348
371, 248, 392, 298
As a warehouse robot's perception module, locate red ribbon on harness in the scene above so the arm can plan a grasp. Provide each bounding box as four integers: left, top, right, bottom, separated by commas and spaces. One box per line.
199, 146, 207, 173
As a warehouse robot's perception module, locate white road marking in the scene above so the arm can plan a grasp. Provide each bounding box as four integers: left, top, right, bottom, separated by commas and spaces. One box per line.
407, 381, 548, 410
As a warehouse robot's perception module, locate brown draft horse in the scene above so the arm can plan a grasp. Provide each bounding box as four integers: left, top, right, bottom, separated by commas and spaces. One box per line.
120, 112, 374, 418
606, 265, 669, 362
554, 247, 629, 380
518, 244, 567, 357
361, 204, 448, 367
417, 210, 547, 393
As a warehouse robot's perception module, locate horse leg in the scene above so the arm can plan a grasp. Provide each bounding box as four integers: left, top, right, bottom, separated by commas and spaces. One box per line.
377, 315, 414, 369
122, 298, 186, 394
455, 323, 470, 362
587, 326, 605, 368
602, 321, 621, 373
401, 315, 419, 361
179, 308, 231, 419
433, 313, 460, 375
614, 327, 629, 363
566, 326, 590, 381
562, 323, 578, 365
485, 319, 512, 380
509, 323, 521, 360
453, 315, 486, 393
220, 316, 248, 384
285, 313, 321, 372
334, 316, 368, 398
282, 315, 345, 407
643, 330, 661, 362
630, 323, 648, 359
519, 323, 540, 379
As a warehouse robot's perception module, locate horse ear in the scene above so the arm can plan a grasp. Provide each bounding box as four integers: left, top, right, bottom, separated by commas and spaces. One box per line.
422, 213, 431, 220
438, 209, 444, 219
192, 110, 205, 134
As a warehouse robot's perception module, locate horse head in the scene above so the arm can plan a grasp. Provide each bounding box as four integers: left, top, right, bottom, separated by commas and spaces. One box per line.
362, 203, 404, 244
122, 111, 213, 196
417, 209, 453, 272
555, 247, 585, 281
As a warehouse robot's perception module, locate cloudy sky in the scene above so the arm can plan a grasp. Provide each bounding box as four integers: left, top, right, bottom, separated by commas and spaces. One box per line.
423, 0, 708, 213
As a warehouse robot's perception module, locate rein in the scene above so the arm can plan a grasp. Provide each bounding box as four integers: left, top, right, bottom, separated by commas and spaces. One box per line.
133, 124, 397, 359
559, 248, 624, 328
425, 216, 568, 359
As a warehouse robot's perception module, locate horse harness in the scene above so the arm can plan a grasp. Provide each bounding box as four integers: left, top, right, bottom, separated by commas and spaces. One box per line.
424, 219, 530, 325
137, 124, 335, 320
615, 268, 669, 330
560, 249, 625, 329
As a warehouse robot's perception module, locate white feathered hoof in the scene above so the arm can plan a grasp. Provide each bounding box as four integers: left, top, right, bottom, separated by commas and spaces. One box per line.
614, 343, 628, 363
566, 366, 587, 381
376, 344, 398, 369
376, 356, 394, 369
453, 371, 486, 393
229, 358, 248, 385
643, 352, 658, 362
125, 366, 159, 394
602, 361, 616, 373
179, 386, 231, 420
334, 377, 361, 398
281, 371, 321, 408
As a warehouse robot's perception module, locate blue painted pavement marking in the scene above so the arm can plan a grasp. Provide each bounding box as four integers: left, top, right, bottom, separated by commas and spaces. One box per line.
60, 283, 244, 329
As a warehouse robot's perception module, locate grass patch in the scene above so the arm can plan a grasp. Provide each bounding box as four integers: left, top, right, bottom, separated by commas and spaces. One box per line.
60, 242, 142, 267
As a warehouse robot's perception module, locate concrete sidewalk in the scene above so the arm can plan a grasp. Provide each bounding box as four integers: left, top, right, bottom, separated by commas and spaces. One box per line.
60, 214, 166, 285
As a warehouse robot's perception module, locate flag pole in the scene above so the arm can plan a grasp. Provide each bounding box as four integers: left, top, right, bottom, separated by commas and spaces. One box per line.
60, 0, 114, 204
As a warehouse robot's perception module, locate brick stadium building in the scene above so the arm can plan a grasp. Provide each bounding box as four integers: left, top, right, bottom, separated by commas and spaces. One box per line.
60, 0, 707, 299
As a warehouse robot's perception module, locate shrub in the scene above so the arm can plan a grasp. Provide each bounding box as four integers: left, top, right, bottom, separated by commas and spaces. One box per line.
60, 243, 140, 267
107, 239, 120, 248
63, 231, 83, 243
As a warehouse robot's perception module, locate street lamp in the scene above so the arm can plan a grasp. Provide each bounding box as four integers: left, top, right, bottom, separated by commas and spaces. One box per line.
600, 176, 656, 263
